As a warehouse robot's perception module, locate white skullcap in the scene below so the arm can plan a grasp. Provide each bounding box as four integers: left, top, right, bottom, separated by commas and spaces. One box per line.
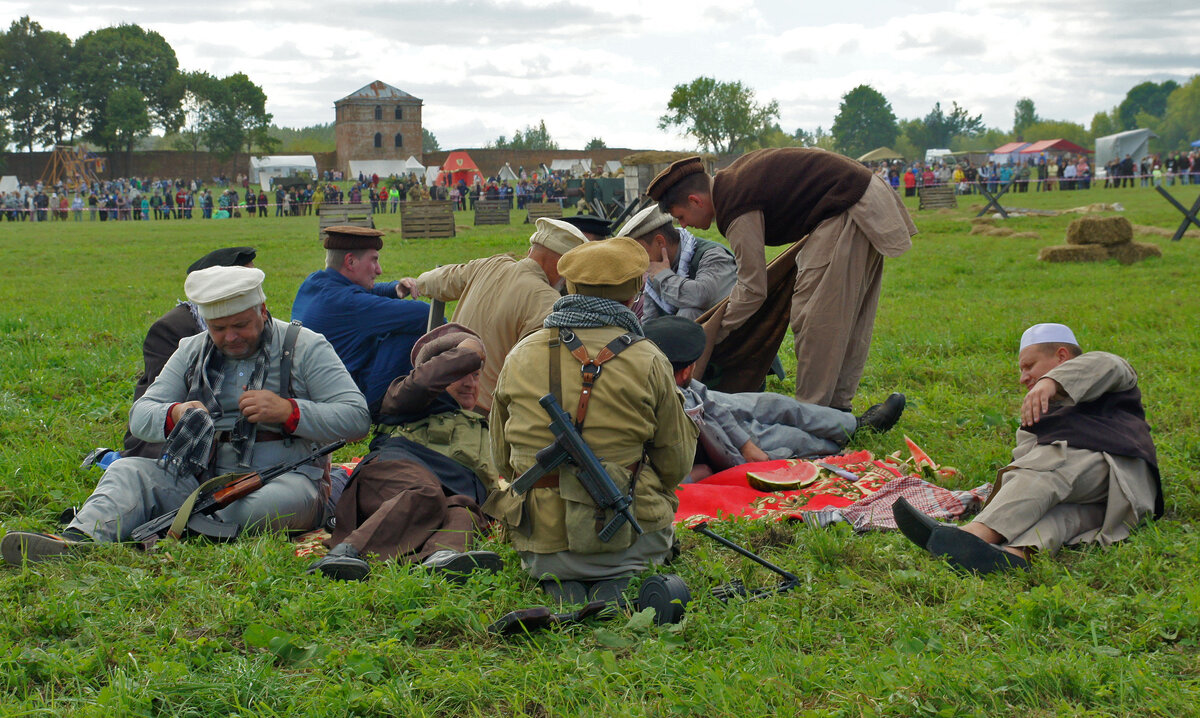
617, 204, 673, 240
185, 266, 267, 320
529, 217, 586, 256
1019, 323, 1078, 351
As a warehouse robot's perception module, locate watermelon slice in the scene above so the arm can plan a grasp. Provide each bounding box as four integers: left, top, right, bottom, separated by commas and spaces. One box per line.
903, 436, 941, 479
746, 460, 821, 491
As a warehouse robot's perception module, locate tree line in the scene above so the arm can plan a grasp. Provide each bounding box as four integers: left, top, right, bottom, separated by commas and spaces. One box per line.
0, 16, 273, 175
659, 75, 1200, 160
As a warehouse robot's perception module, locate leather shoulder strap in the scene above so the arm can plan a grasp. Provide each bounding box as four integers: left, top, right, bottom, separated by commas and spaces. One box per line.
557, 329, 644, 429
279, 320, 303, 400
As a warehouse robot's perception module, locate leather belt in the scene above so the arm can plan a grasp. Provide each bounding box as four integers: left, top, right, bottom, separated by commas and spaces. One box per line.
530, 462, 640, 490
216, 429, 286, 443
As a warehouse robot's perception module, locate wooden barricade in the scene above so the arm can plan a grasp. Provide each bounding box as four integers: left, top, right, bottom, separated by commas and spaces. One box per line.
918, 184, 957, 210
473, 199, 511, 226
525, 201, 563, 223
401, 200, 457, 239
318, 203, 373, 240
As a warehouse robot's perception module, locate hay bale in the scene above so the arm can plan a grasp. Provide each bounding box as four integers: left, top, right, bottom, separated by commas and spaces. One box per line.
1038, 244, 1110, 263
1065, 216, 1133, 246
969, 216, 995, 226
1108, 241, 1162, 265
1010, 231, 1041, 239
1133, 223, 1200, 239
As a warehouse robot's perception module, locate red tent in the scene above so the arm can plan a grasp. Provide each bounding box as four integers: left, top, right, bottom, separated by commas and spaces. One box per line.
992, 141, 1029, 154
1020, 139, 1092, 154
440, 151, 484, 186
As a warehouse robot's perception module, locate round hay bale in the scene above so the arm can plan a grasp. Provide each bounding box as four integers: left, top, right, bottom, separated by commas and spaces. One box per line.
1065, 216, 1133, 246
1038, 244, 1110, 262
1108, 241, 1163, 265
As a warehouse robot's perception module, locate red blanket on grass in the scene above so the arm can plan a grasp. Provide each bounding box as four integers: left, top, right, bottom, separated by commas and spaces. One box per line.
673, 442, 957, 526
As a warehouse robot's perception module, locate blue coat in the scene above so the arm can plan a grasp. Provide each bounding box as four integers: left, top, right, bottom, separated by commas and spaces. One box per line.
292, 268, 429, 406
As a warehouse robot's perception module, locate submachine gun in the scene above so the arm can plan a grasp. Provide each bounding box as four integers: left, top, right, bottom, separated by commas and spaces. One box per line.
130, 440, 345, 545
510, 394, 642, 542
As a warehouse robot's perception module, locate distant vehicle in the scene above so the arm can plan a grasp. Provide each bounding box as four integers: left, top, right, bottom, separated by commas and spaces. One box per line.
925, 149, 955, 165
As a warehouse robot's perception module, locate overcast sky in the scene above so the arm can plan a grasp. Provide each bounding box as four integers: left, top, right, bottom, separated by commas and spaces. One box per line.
5, 0, 1198, 150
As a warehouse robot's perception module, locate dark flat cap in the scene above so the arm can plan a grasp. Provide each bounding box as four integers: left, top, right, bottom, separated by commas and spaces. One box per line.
323, 225, 384, 250
187, 246, 257, 274
646, 156, 704, 201
560, 214, 612, 238
643, 315, 706, 365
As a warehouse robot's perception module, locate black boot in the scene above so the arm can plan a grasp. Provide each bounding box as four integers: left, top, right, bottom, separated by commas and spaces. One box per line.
307, 542, 369, 581
856, 393, 906, 434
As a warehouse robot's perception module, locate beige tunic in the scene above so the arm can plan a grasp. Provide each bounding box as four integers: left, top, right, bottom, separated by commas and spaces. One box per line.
416, 255, 560, 411
488, 325, 697, 559
976, 352, 1160, 554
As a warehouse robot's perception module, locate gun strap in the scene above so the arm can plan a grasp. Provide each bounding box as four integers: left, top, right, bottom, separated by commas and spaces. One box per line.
279, 320, 302, 401
547, 335, 563, 408
556, 329, 642, 429
167, 472, 236, 540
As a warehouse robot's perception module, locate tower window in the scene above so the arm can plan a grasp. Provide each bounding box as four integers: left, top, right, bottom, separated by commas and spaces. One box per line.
394, 133, 403, 148
374, 132, 382, 148
374, 105, 382, 120
394, 106, 403, 120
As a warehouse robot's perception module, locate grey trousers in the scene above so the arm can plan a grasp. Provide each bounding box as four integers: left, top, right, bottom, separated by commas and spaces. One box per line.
974, 443, 1110, 555
69, 456, 321, 543
518, 527, 675, 581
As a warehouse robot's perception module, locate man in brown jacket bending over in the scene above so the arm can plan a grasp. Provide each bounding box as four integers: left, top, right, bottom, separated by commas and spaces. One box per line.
647, 149, 916, 412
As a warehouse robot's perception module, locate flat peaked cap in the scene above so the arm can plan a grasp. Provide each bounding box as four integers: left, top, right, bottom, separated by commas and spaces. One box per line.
646, 156, 705, 201
187, 246, 256, 274
529, 217, 586, 255
1019, 323, 1079, 351
558, 236, 649, 301
184, 266, 267, 320
643, 315, 706, 365
323, 225, 384, 250
411, 322, 482, 368
618, 204, 673, 239
560, 214, 612, 239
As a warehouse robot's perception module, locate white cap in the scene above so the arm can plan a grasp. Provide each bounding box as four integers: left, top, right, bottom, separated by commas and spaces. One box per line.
1019, 323, 1078, 351
529, 217, 586, 256
617, 204, 673, 240
184, 266, 267, 320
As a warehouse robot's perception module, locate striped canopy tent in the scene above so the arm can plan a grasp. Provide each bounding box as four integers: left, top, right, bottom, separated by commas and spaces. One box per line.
1020, 139, 1091, 156
989, 142, 1030, 165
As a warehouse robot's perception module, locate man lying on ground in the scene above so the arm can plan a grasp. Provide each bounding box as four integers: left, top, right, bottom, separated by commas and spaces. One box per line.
642, 316, 905, 480
3, 266, 369, 564
893, 323, 1162, 574
309, 323, 501, 582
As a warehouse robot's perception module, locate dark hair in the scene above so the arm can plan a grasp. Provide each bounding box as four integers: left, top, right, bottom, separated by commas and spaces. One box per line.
656, 172, 710, 213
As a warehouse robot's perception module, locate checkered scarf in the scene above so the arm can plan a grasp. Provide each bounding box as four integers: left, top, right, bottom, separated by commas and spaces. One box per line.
158, 318, 275, 476
544, 294, 643, 336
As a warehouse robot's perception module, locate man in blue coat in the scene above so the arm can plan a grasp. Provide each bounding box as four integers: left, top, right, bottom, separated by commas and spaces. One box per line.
292, 225, 429, 407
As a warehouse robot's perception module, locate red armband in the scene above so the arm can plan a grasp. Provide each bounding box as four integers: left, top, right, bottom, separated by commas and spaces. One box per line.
283, 399, 300, 434
165, 403, 181, 433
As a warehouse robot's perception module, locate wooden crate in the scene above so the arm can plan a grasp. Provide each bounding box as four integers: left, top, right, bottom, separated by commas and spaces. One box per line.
473, 199, 510, 226
525, 201, 563, 223
318, 203, 373, 240
401, 201, 456, 239
918, 185, 957, 210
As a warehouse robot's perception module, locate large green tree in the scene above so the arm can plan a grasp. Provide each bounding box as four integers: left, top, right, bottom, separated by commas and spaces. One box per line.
0, 17, 72, 151
1158, 75, 1200, 150
490, 119, 558, 150
1118, 80, 1179, 130
422, 127, 439, 153
905, 102, 985, 153
830, 84, 898, 158
658, 77, 779, 154
1013, 97, 1039, 138
73, 23, 183, 169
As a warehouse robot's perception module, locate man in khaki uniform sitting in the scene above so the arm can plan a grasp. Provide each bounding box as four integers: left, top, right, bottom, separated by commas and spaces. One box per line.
486, 237, 698, 602
894, 323, 1162, 574
398, 217, 586, 413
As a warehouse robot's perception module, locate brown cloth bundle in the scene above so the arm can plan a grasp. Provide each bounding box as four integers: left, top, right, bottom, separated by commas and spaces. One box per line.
693, 239, 805, 392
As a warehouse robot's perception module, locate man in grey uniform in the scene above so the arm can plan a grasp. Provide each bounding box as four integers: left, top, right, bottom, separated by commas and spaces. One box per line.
618, 204, 737, 322
3, 266, 370, 563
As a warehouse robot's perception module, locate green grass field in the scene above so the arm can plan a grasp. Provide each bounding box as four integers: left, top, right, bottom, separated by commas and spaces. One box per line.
1, 185, 1198, 716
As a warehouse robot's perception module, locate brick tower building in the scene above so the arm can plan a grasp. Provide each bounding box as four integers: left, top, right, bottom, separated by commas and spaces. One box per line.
334, 81, 423, 176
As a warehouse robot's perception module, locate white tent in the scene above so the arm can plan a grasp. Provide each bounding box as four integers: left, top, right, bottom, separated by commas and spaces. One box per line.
348, 160, 411, 179
1095, 129, 1157, 172
498, 163, 518, 181
249, 155, 317, 187
425, 166, 440, 186
549, 159, 577, 173
604, 160, 622, 175
404, 156, 425, 172
0, 175, 18, 193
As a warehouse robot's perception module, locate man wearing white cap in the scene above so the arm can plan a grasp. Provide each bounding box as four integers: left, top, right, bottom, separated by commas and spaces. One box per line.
618, 204, 737, 322
893, 323, 1162, 574
3, 266, 370, 563
396, 217, 586, 413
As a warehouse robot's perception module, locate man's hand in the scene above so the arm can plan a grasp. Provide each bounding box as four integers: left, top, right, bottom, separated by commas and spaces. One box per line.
396, 278, 420, 298
238, 390, 293, 424
170, 401, 208, 425
647, 244, 671, 276
1021, 377, 1063, 427
740, 439, 769, 463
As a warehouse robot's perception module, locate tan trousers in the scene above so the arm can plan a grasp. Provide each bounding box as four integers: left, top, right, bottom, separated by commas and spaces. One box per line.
975, 443, 1110, 554
790, 212, 883, 409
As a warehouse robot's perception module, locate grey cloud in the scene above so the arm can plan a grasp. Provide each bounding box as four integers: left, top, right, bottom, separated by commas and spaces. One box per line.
895, 31, 984, 57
